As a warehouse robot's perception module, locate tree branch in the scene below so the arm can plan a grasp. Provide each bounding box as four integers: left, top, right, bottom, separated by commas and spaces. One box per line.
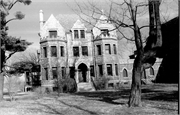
8, 0, 18, 10
139, 25, 149, 29
6, 51, 16, 61
5, 18, 18, 24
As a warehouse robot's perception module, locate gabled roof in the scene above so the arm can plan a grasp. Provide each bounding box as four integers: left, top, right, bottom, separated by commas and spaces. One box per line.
55, 14, 93, 32
72, 19, 86, 29
43, 14, 64, 30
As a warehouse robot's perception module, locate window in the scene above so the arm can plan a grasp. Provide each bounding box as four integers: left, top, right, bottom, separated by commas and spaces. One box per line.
90, 66, 94, 77
105, 44, 111, 54
113, 44, 117, 54
80, 30, 85, 38
74, 30, 79, 39
52, 67, 57, 79
51, 46, 57, 57
82, 46, 88, 56
115, 64, 118, 76
60, 46, 64, 57
143, 70, 146, 79
43, 47, 47, 58
69, 67, 75, 78
123, 69, 128, 77
49, 30, 57, 38
98, 65, 103, 76
44, 68, 48, 80
107, 64, 112, 76
96, 45, 101, 55
149, 67, 154, 75
73, 47, 79, 56
62, 67, 66, 79
101, 29, 109, 37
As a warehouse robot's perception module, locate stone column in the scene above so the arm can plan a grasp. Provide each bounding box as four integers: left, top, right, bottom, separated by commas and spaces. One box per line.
87, 68, 91, 83
75, 69, 79, 84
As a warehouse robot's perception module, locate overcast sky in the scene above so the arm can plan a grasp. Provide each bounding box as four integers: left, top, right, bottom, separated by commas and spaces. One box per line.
6, 0, 178, 50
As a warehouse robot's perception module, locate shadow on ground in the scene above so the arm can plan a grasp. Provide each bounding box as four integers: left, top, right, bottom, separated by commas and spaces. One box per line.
73, 84, 178, 105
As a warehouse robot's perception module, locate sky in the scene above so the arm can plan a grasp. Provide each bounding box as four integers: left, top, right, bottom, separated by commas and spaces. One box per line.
6, 0, 178, 50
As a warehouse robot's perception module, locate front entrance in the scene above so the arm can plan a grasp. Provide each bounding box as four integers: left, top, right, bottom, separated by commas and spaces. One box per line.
78, 63, 88, 82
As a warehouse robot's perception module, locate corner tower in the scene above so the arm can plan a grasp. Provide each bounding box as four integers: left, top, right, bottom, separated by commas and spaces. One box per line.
39, 12, 66, 91
92, 11, 119, 81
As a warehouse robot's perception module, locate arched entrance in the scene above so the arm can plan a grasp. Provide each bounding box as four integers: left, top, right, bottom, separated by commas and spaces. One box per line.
78, 63, 88, 82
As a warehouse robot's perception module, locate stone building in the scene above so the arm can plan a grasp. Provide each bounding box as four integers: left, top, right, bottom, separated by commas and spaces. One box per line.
38, 10, 161, 91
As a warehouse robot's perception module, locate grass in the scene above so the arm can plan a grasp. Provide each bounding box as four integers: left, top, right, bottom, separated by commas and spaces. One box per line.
0, 83, 178, 115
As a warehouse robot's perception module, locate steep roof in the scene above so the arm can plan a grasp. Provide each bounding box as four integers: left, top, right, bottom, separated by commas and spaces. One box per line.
55, 14, 94, 32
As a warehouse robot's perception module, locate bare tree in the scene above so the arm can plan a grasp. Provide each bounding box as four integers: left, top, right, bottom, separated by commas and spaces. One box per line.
73, 0, 167, 107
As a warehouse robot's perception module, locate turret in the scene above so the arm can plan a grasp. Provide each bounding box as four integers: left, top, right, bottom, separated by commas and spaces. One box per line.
39, 10, 44, 29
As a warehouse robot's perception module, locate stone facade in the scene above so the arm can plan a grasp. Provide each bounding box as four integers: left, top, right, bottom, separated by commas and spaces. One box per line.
38, 10, 162, 91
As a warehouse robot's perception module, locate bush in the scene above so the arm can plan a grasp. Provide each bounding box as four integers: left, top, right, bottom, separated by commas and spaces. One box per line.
54, 77, 77, 94
93, 77, 110, 90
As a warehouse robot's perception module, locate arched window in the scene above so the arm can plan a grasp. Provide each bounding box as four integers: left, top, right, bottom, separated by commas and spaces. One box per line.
149, 67, 154, 75
123, 69, 128, 77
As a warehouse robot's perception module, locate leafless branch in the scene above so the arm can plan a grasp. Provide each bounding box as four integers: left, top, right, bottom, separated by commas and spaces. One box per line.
6, 51, 16, 61
117, 28, 134, 41
8, 0, 18, 10
5, 18, 18, 24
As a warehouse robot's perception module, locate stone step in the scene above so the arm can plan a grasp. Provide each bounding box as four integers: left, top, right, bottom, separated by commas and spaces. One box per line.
77, 82, 95, 92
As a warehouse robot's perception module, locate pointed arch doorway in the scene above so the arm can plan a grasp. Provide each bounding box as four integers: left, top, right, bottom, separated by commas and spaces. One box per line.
78, 63, 88, 82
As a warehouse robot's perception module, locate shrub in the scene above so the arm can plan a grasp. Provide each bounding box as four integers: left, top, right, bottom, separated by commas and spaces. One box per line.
54, 77, 77, 94
93, 77, 110, 90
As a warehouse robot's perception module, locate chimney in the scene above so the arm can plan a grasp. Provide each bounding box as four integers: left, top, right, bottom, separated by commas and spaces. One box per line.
39, 10, 44, 29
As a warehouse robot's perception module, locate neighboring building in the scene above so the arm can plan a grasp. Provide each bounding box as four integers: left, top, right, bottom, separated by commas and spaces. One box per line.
155, 17, 179, 83
38, 10, 161, 91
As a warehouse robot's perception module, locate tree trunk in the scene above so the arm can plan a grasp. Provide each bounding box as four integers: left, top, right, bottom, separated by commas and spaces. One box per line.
128, 55, 143, 107
0, 73, 4, 101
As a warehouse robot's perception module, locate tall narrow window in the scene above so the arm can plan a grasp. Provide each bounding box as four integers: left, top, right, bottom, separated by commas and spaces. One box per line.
49, 30, 57, 38
73, 47, 79, 56
96, 45, 101, 55
52, 67, 57, 79
44, 68, 48, 80
98, 65, 103, 76
62, 67, 66, 79
74, 30, 79, 39
113, 44, 117, 54
43, 47, 47, 58
80, 30, 85, 38
115, 64, 118, 75
143, 69, 146, 79
107, 64, 112, 76
105, 44, 111, 54
82, 46, 88, 56
149, 67, 154, 75
51, 46, 57, 57
60, 46, 64, 57
90, 65, 94, 77
123, 69, 128, 77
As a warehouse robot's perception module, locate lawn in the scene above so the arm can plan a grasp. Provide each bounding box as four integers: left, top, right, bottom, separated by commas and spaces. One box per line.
0, 83, 178, 115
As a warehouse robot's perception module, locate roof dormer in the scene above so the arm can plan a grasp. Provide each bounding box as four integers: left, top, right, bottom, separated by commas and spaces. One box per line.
72, 19, 86, 29
93, 11, 117, 39
40, 14, 65, 39
71, 19, 87, 39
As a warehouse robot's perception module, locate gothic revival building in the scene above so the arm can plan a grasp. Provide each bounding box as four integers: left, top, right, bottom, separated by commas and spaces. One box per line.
39, 10, 161, 91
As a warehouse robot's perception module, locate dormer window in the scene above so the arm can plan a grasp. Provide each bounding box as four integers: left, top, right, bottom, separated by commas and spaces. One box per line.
80, 30, 85, 38
49, 30, 57, 38
101, 29, 109, 37
74, 30, 79, 39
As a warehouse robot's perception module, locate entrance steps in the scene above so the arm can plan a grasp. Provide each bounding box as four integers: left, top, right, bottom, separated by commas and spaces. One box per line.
77, 82, 95, 92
